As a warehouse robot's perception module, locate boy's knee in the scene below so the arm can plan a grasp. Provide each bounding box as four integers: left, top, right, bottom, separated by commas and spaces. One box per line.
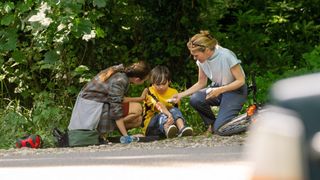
126, 116, 142, 129
169, 107, 180, 114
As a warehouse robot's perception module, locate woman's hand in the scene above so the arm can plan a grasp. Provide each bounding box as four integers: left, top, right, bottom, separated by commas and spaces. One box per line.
205, 87, 223, 100
172, 93, 182, 104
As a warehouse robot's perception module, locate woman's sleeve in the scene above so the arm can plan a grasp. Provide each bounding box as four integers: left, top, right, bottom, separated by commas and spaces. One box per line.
226, 49, 242, 68
107, 74, 128, 121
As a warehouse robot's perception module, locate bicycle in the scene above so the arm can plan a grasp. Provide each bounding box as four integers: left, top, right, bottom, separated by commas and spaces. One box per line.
217, 75, 266, 136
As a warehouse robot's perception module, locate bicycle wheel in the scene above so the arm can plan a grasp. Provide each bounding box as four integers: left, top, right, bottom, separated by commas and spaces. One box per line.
217, 113, 250, 136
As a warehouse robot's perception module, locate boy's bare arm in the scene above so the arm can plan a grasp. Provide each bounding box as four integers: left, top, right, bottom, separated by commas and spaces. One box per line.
122, 88, 148, 103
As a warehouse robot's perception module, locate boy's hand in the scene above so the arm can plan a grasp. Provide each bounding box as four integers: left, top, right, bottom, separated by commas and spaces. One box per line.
155, 102, 163, 112
166, 115, 174, 125
164, 115, 174, 127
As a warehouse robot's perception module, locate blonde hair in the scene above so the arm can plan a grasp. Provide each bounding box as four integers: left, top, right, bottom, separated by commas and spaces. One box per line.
187, 30, 218, 52
99, 61, 150, 82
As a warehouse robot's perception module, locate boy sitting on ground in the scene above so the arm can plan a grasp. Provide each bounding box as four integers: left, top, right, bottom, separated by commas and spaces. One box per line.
142, 65, 193, 138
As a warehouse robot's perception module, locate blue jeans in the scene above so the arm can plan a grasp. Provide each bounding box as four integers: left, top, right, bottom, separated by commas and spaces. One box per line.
189, 85, 247, 135
146, 107, 185, 136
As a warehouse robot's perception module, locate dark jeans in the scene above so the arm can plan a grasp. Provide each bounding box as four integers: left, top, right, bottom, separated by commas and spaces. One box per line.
146, 107, 185, 136
190, 85, 247, 135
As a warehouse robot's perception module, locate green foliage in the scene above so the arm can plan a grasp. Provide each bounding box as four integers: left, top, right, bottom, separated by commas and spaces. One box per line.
0, 100, 30, 149
179, 97, 206, 134
30, 91, 71, 147
169, 82, 205, 134
0, 92, 71, 149
303, 46, 320, 72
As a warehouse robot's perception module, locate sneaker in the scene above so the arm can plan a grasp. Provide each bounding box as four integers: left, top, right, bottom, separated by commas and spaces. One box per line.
178, 127, 193, 137
166, 125, 178, 138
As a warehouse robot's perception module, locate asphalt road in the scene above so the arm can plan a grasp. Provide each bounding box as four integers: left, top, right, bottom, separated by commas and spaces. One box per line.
0, 145, 252, 180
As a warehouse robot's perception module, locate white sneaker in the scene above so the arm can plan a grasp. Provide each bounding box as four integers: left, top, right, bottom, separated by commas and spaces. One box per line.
166, 125, 178, 138
178, 127, 193, 137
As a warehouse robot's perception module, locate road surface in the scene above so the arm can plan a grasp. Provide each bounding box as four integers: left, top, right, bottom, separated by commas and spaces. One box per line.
0, 145, 253, 180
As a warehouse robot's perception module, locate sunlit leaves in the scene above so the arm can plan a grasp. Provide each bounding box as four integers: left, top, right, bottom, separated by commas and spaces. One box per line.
15, 0, 32, 14
1, 13, 14, 26
0, 29, 17, 52
71, 18, 93, 38
269, 15, 288, 23
74, 65, 89, 74
93, 0, 107, 8
3, 2, 14, 13
12, 51, 26, 64
303, 46, 320, 71
74, 65, 91, 83
95, 27, 105, 38
28, 2, 53, 27
82, 30, 96, 41
44, 50, 59, 64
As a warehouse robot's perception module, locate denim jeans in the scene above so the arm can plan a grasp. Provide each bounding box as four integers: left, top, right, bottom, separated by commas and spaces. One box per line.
146, 107, 185, 136
189, 85, 247, 135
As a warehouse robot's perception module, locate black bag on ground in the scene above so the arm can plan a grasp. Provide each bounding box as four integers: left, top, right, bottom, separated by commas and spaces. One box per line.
53, 128, 100, 147
53, 128, 69, 147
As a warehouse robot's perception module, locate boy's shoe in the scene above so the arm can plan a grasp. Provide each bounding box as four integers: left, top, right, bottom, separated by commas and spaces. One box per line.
166, 125, 178, 138
178, 127, 193, 137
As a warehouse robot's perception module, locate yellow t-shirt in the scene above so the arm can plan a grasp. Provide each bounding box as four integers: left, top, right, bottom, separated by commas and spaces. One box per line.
142, 86, 179, 135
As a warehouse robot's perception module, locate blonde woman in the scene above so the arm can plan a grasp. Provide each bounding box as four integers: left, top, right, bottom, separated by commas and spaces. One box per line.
173, 31, 247, 136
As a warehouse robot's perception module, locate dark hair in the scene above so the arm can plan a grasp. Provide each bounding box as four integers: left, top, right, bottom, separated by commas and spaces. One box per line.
99, 61, 150, 82
150, 65, 171, 85
125, 60, 151, 79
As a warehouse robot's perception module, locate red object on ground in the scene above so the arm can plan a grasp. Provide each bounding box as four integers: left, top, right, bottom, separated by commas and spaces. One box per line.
16, 134, 41, 148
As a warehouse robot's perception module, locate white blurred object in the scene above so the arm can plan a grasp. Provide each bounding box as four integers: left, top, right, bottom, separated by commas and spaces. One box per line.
166, 98, 177, 103
245, 106, 306, 180
310, 132, 320, 160
206, 88, 214, 94
270, 73, 320, 102
28, 2, 52, 27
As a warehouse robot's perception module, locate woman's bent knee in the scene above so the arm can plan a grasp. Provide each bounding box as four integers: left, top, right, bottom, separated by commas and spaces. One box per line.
190, 92, 203, 107
125, 115, 142, 129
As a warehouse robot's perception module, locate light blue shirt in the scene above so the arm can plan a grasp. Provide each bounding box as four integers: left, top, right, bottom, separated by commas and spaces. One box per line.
196, 45, 244, 86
